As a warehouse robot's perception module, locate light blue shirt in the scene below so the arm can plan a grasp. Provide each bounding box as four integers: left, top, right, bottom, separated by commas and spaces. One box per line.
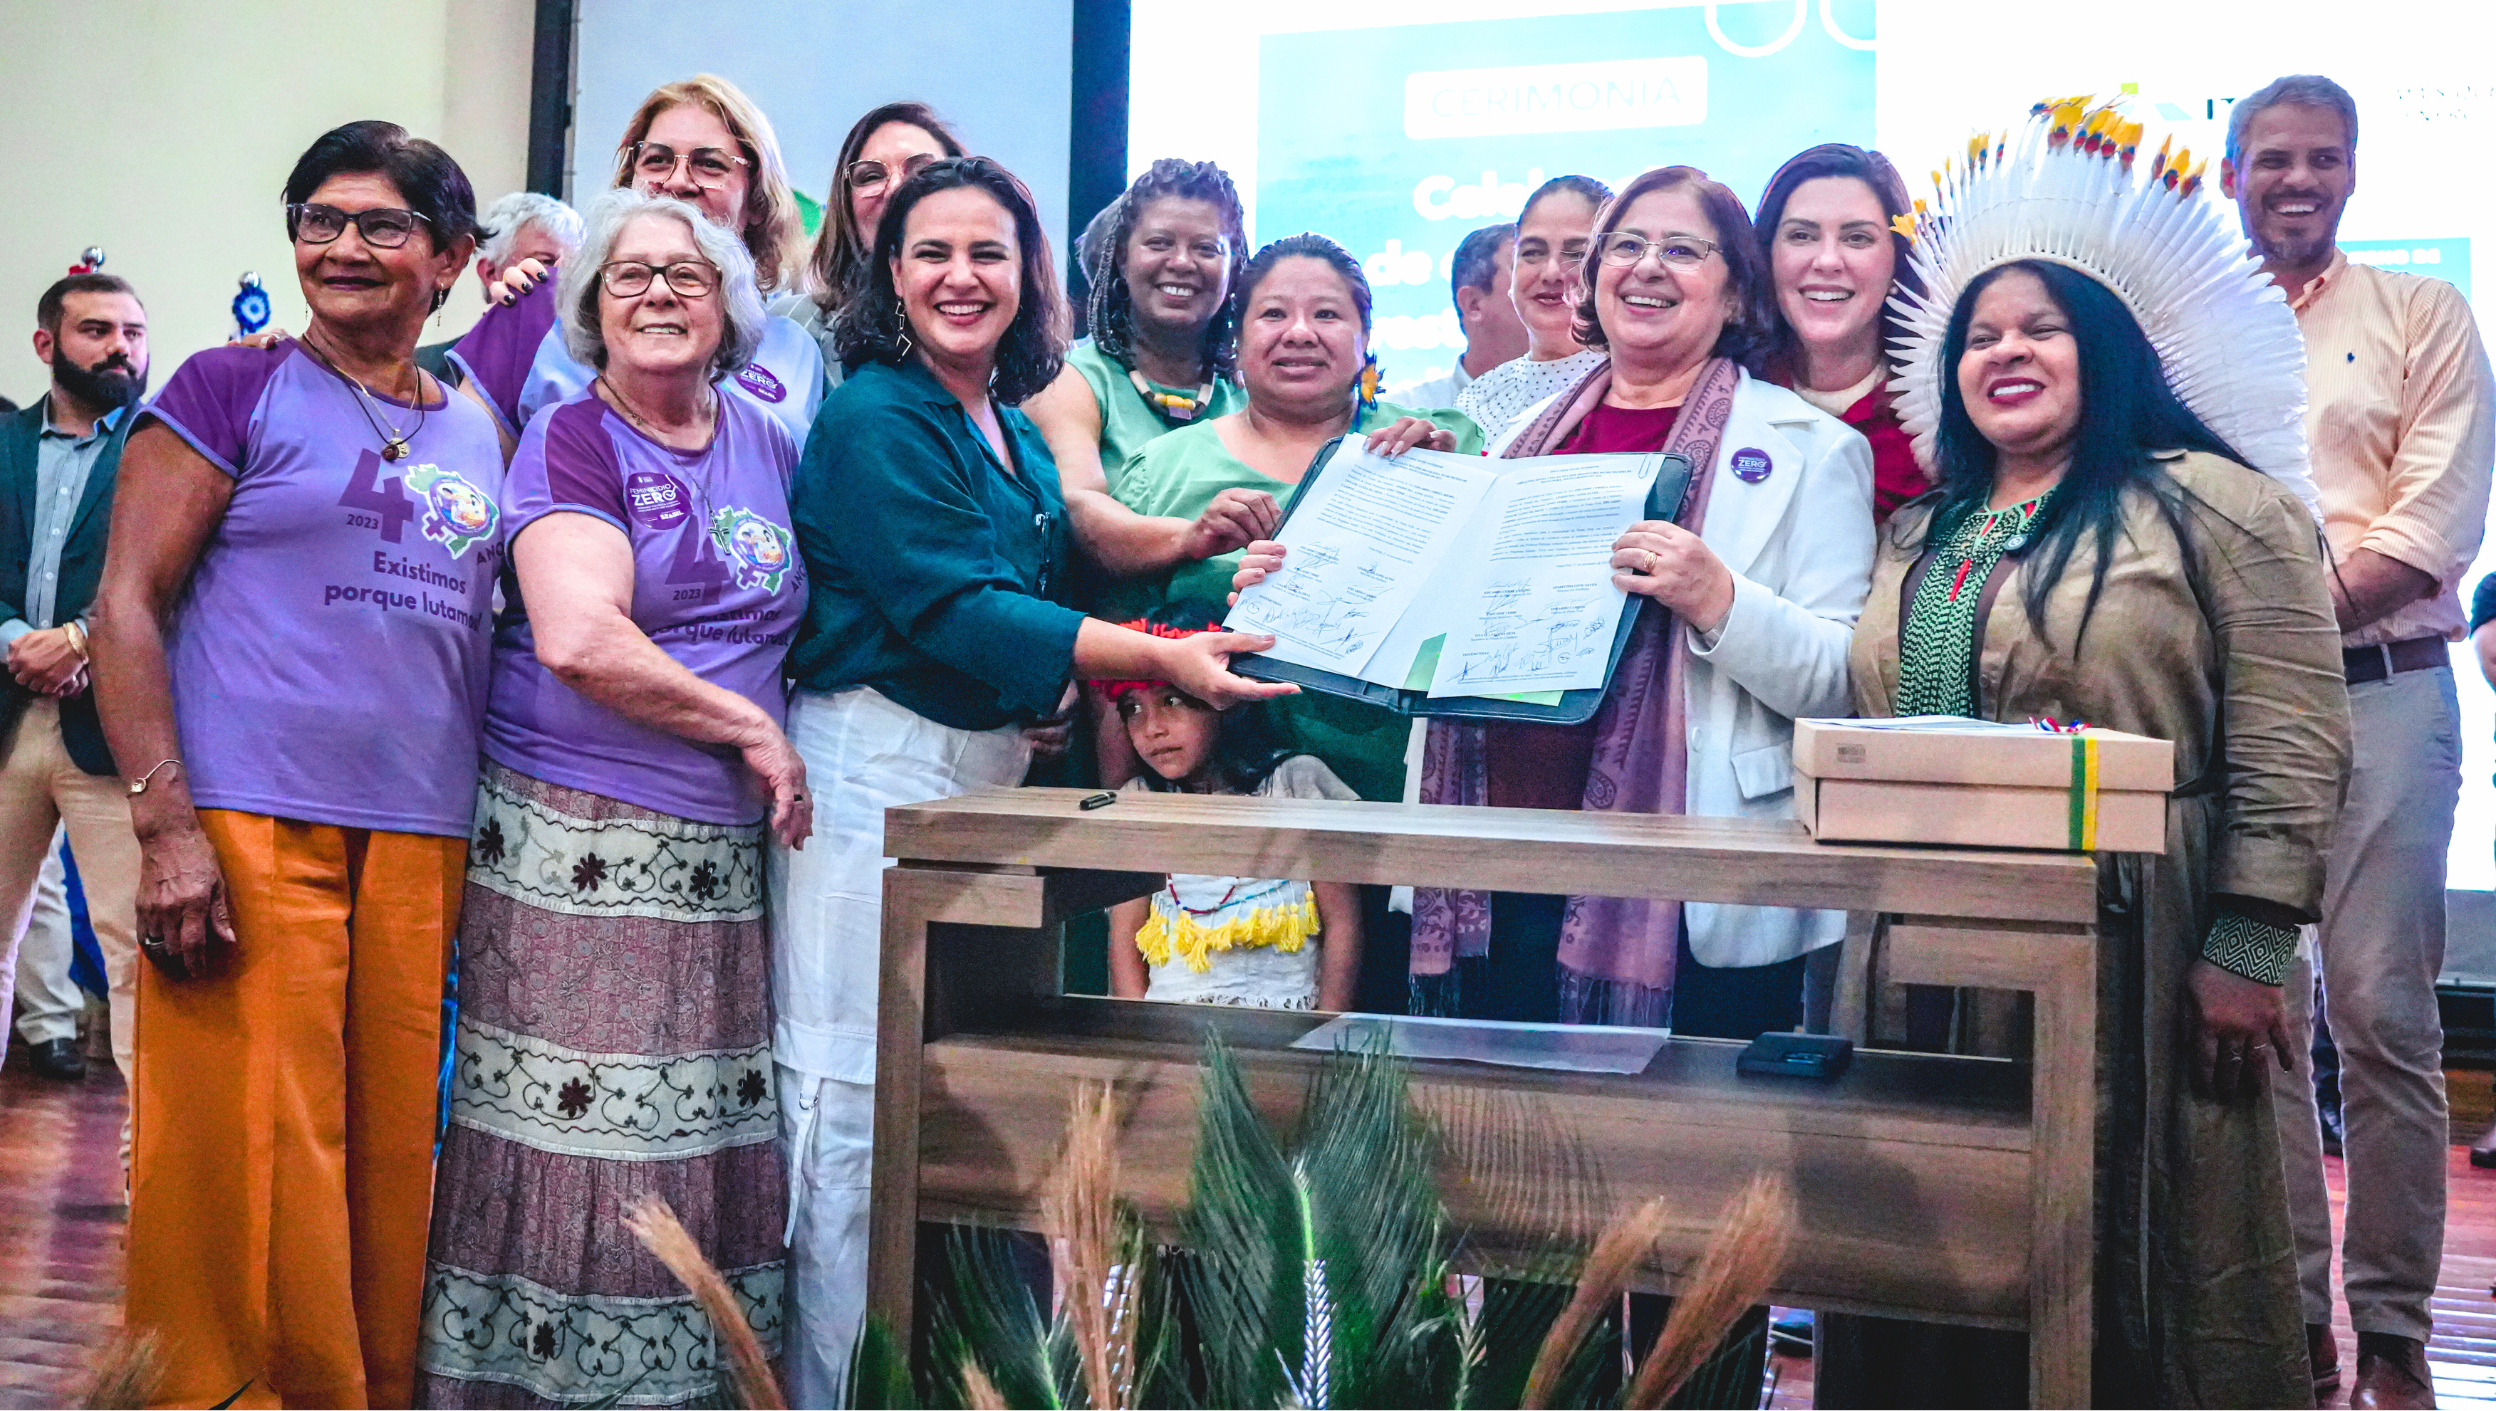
1, 399, 126, 646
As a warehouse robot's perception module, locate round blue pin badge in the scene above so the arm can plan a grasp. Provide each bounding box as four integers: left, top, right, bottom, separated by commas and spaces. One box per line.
1731, 447, 1773, 483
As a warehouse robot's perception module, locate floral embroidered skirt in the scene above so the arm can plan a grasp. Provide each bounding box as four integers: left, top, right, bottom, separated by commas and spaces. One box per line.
414, 762, 786, 1408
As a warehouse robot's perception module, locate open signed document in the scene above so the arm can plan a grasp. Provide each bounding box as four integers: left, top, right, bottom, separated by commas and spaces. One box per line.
1223, 440, 1665, 700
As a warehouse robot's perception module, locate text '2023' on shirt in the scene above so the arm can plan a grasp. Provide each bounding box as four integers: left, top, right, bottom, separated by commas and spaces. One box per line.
486, 390, 803, 824
141, 341, 507, 838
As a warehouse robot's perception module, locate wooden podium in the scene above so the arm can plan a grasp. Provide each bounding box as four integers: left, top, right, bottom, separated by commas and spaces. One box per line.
869, 787, 2101, 1407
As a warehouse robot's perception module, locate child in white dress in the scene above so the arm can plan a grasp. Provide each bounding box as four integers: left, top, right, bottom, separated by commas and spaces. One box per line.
1102, 644, 1364, 1010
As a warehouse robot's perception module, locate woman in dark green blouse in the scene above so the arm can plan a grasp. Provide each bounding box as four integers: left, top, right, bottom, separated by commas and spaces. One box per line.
767, 156, 1291, 1401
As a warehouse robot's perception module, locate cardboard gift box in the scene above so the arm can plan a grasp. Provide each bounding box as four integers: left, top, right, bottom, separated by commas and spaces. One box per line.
1790, 716, 2174, 853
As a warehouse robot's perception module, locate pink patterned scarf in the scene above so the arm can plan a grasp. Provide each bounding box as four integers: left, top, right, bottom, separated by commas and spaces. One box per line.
1410, 356, 1742, 1025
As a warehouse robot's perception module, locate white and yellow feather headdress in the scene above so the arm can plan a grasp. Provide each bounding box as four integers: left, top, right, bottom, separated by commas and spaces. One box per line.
1889, 98, 2317, 509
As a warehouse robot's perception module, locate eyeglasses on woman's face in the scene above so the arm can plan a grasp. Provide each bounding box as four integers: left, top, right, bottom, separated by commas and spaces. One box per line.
631, 142, 749, 190
597, 259, 720, 298
1597, 232, 1721, 270
288, 203, 432, 249
845, 152, 937, 194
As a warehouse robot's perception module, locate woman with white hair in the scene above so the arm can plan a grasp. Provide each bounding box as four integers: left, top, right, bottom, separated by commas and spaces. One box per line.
473, 190, 583, 297
413, 186, 809, 1408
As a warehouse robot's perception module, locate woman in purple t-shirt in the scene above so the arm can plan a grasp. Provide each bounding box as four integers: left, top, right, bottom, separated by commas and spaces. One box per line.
91, 121, 499, 1409
414, 189, 809, 1409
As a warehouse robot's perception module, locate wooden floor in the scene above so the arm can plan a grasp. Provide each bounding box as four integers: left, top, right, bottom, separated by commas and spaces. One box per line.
8, 1045, 2496, 1408
0, 1037, 125, 1411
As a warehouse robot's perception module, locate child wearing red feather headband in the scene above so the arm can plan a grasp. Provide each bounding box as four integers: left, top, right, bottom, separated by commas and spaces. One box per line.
1102, 620, 1365, 1010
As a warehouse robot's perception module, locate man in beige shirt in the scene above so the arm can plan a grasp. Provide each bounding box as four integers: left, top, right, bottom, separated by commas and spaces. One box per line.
2226, 73, 2496, 1410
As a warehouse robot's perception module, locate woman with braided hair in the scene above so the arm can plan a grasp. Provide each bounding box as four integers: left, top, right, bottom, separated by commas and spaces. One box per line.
1026, 158, 1279, 586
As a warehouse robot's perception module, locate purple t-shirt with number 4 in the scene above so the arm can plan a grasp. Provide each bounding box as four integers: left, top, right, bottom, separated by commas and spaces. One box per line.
141, 342, 506, 838
485, 390, 803, 824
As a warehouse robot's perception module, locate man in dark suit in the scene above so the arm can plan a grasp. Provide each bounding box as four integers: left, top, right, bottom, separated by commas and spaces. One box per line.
0, 272, 144, 1105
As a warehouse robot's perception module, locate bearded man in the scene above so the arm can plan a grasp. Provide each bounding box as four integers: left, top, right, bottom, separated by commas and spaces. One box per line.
0, 270, 148, 1125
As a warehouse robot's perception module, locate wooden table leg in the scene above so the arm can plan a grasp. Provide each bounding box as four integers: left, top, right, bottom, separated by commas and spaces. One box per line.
865, 867, 943, 1342
1886, 917, 2098, 1409
863, 863, 1156, 1343
2023, 927, 2096, 1409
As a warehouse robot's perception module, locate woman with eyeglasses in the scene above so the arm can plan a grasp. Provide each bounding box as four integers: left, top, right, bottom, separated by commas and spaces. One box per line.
1452, 174, 1614, 442
93, 120, 501, 1410
1236, 167, 1874, 1034
412, 187, 808, 1408
780, 100, 965, 378
451, 74, 828, 445
772, 156, 1294, 1405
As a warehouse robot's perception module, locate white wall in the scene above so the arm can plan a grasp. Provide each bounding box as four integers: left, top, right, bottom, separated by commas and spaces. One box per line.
571, 0, 1075, 266
0, 1, 535, 406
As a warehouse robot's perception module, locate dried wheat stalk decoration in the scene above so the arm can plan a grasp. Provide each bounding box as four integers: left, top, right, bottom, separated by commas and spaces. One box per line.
1519, 1196, 1674, 1409
962, 1357, 1008, 1410
1042, 1080, 1136, 1409
622, 1195, 788, 1410
82, 1328, 164, 1410
1621, 1173, 1797, 1411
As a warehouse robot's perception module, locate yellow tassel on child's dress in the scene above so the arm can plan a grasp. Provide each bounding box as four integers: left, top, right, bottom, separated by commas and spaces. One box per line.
1135, 894, 1321, 972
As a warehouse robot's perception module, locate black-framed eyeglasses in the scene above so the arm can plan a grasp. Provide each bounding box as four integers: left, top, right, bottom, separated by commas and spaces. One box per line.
1597, 232, 1721, 270
288, 203, 432, 249
630, 142, 749, 190
845, 153, 938, 193
597, 260, 721, 298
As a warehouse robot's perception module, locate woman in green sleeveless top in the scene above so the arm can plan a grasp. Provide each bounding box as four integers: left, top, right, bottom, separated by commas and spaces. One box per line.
1026, 159, 1274, 586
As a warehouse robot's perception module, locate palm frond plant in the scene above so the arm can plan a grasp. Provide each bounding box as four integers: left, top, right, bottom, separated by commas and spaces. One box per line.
890, 1033, 1796, 1410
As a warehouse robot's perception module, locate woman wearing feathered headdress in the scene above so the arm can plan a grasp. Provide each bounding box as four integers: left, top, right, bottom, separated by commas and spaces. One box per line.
1831, 102, 2352, 1406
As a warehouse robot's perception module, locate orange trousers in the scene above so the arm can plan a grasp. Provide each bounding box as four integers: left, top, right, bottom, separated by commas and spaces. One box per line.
126, 811, 464, 1409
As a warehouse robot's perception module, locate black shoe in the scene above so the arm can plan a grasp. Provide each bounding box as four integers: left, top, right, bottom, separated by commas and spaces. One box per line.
2319, 1097, 2345, 1158
2472, 1118, 2496, 1170
25, 1036, 85, 1081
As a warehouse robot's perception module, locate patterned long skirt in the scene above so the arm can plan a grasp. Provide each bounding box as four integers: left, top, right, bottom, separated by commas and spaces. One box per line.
414, 763, 786, 1408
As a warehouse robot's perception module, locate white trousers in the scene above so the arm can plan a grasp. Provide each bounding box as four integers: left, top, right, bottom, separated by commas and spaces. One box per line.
10, 831, 76, 1044
770, 687, 1030, 1409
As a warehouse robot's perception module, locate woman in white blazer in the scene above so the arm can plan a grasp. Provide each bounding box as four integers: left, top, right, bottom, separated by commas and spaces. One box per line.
1244, 165, 1873, 1033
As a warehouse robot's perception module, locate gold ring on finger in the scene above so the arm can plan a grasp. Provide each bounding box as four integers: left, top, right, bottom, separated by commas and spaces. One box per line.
1641, 550, 1660, 575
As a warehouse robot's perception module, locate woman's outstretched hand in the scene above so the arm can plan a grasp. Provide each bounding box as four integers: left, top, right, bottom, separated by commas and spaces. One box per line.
1159, 630, 1297, 709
